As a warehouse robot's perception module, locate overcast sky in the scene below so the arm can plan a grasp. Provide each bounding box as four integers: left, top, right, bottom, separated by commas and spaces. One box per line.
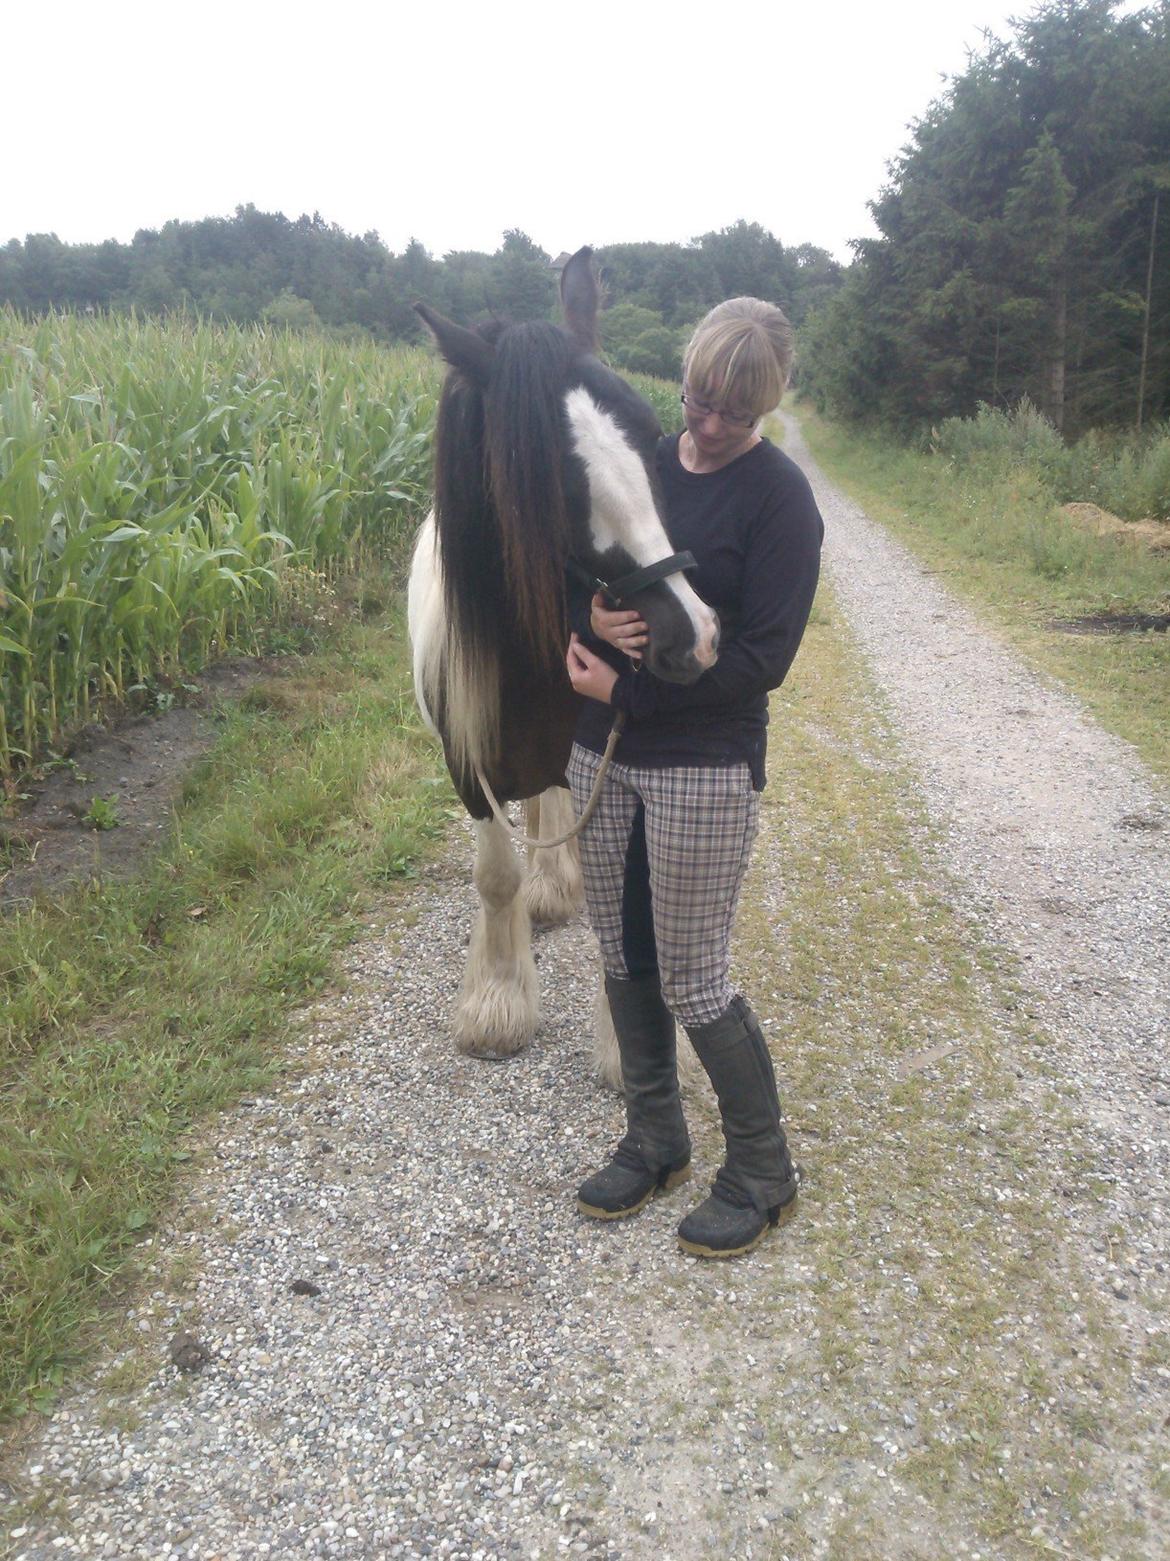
5, 1, 1147, 263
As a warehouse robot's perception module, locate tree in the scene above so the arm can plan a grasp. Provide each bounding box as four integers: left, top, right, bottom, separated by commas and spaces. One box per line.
694, 221, 799, 312
999, 132, 1075, 428
485, 230, 556, 320
261, 289, 323, 331
0, 211, 846, 357
800, 0, 1170, 435
601, 305, 686, 378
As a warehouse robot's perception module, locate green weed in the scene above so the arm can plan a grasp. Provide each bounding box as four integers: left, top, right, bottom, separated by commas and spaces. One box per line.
82, 796, 119, 831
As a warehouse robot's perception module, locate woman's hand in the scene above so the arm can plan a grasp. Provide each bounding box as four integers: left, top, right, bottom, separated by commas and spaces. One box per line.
590, 592, 647, 661
567, 633, 619, 704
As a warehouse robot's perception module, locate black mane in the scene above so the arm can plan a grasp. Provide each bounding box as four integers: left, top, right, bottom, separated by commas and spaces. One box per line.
433, 319, 577, 679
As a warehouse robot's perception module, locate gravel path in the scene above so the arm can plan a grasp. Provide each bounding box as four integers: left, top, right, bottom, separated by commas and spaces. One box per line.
785, 411, 1170, 1312
4, 427, 1169, 1560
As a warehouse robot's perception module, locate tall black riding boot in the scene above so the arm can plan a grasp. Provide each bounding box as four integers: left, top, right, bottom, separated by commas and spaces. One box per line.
577, 974, 692, 1220
680, 996, 799, 1258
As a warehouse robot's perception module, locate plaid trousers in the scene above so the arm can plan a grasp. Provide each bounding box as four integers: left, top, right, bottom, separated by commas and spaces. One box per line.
567, 743, 760, 1026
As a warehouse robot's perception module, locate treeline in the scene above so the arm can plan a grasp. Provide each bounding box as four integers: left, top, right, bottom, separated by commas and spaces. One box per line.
801, 0, 1170, 438
0, 215, 840, 381
7, 3, 1165, 442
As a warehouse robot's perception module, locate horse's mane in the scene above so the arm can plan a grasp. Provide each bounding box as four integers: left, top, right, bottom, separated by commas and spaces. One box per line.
433, 320, 573, 682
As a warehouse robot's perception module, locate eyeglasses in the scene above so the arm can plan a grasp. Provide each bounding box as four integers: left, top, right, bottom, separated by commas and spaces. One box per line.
680, 391, 757, 431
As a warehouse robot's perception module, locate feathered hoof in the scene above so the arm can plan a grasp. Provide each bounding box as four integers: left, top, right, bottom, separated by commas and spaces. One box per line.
523, 872, 582, 928
593, 1053, 623, 1092
453, 1027, 530, 1061
452, 982, 537, 1060
589, 992, 707, 1098
676, 1041, 709, 1099
592, 1032, 622, 1091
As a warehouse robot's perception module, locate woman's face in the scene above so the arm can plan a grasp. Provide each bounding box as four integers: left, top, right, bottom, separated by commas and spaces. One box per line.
681, 383, 759, 465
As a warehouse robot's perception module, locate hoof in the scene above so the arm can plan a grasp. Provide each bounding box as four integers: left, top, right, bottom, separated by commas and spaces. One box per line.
523, 873, 581, 928
593, 1048, 622, 1093
452, 980, 536, 1059
676, 1042, 709, 1100
453, 1027, 530, 1061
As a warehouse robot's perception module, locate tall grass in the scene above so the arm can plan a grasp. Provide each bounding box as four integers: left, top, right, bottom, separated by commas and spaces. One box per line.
0, 310, 439, 772
931, 400, 1170, 522
626, 371, 685, 435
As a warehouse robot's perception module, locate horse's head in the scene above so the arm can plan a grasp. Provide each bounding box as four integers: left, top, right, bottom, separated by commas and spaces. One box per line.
415, 248, 719, 687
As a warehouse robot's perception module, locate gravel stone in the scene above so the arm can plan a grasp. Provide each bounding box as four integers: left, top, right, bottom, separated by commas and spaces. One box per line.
2, 423, 1167, 1558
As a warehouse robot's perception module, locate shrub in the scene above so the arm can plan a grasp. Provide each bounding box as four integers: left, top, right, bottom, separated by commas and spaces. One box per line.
1100, 425, 1170, 521
621, 326, 683, 380
932, 400, 1067, 487
933, 404, 1170, 521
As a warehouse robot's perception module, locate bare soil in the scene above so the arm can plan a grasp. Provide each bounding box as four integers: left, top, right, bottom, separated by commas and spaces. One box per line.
1048, 610, 1170, 634
0, 660, 280, 910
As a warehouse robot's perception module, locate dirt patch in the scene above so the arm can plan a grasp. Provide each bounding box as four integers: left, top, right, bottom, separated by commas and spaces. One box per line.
1060, 501, 1170, 550
1049, 610, 1170, 634
0, 660, 281, 910
1118, 810, 1166, 831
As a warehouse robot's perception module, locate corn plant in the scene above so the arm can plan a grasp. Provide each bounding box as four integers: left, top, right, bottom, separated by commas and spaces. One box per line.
0, 310, 439, 772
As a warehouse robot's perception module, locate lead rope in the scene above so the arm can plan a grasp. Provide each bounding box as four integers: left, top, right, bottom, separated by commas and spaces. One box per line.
473, 710, 626, 852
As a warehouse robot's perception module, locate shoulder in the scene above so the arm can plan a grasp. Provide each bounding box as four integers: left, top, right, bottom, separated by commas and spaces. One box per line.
751, 438, 812, 493
655, 432, 681, 473
744, 440, 824, 541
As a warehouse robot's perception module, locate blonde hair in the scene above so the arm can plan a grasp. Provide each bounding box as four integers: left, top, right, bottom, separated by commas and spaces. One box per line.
682, 297, 794, 420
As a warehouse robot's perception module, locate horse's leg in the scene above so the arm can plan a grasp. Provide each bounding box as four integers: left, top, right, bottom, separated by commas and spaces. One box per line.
591, 958, 622, 1090
454, 818, 539, 1059
523, 788, 584, 926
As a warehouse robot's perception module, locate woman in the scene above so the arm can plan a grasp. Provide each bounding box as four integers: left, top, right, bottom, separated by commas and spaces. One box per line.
565, 296, 823, 1259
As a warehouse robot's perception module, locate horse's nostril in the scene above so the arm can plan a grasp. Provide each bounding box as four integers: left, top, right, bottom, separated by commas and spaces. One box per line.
701, 623, 720, 667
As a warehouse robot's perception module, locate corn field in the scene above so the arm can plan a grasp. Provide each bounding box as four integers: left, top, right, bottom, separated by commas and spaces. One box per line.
0, 309, 439, 774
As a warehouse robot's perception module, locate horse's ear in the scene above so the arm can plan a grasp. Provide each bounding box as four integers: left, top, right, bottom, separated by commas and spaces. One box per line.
559, 247, 600, 354
414, 302, 495, 385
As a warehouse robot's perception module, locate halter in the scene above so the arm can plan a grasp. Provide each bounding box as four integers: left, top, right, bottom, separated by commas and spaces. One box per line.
567, 550, 697, 607
476, 549, 697, 851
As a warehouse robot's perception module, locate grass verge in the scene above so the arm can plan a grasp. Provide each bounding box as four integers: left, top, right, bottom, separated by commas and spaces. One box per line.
719, 585, 1162, 1555
792, 399, 1170, 779
0, 572, 451, 1427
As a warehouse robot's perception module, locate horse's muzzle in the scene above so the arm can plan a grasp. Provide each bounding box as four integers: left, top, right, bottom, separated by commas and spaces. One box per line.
647, 614, 720, 684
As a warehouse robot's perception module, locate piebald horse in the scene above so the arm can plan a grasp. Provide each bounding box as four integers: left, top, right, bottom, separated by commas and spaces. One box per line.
408, 248, 719, 1065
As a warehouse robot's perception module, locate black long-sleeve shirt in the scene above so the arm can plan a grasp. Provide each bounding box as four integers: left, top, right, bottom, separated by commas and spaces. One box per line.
572, 432, 824, 789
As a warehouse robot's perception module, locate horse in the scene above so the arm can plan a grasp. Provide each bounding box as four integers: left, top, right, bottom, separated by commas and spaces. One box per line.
407, 247, 719, 1068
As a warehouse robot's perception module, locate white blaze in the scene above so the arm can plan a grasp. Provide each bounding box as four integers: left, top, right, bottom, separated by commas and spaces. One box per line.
564, 387, 717, 659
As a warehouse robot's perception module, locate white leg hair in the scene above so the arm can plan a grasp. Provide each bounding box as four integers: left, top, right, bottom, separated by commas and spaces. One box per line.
453, 819, 539, 1058
591, 966, 622, 1091
523, 789, 584, 926
407, 514, 442, 737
